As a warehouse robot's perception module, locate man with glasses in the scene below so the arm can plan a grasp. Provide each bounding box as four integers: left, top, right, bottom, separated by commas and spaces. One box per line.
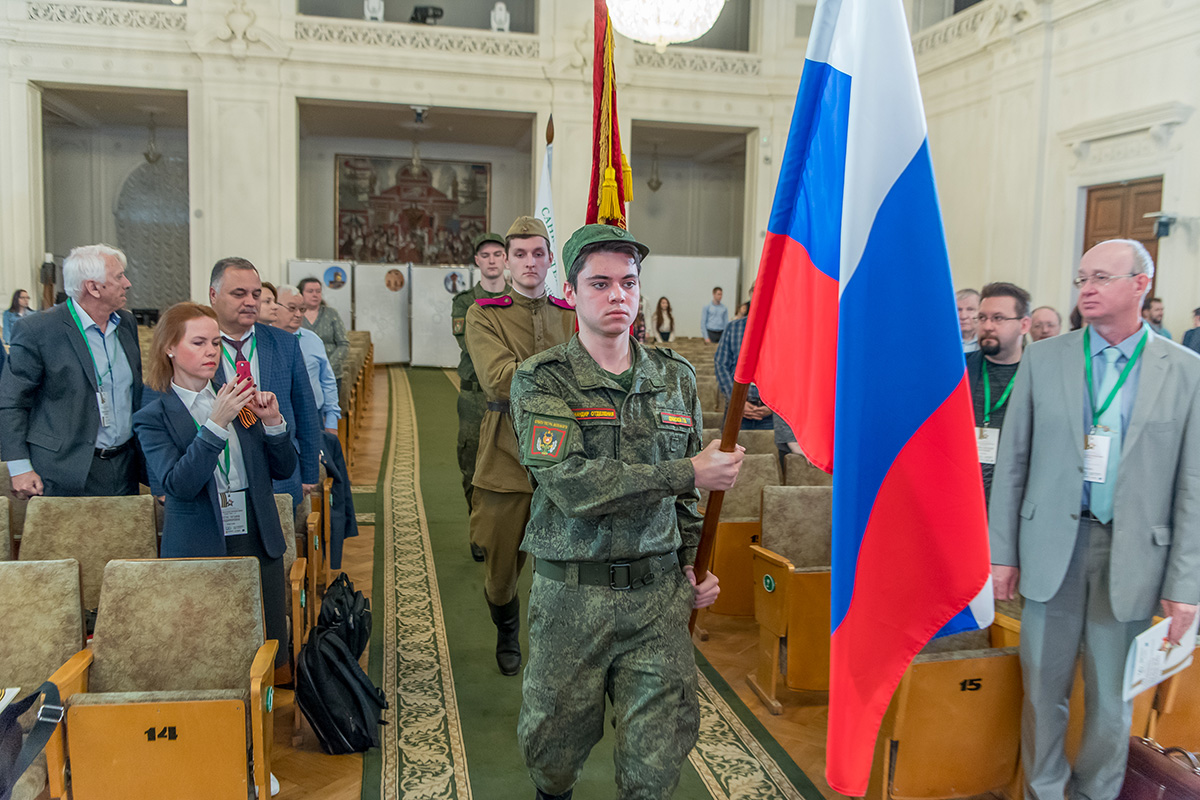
990, 239, 1200, 800
966, 282, 1031, 502
1030, 306, 1062, 342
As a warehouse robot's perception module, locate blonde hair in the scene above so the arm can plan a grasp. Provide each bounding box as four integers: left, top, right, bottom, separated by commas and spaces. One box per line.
147, 303, 218, 392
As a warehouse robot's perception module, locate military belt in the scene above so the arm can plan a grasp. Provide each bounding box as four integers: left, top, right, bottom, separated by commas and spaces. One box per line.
487, 401, 510, 413
534, 551, 680, 591
459, 379, 481, 392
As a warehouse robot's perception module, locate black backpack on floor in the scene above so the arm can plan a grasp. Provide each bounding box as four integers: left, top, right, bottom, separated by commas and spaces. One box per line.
318, 573, 371, 659
295, 627, 388, 755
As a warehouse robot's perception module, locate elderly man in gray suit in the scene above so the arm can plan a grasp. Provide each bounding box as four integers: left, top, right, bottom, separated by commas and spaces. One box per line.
990, 238, 1200, 800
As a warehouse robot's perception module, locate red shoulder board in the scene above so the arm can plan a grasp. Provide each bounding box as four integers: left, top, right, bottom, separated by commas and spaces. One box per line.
548, 296, 574, 311
476, 295, 513, 308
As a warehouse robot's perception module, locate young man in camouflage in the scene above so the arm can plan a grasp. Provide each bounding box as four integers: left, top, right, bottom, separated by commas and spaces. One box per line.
511, 224, 744, 800
452, 231, 509, 562
465, 216, 576, 676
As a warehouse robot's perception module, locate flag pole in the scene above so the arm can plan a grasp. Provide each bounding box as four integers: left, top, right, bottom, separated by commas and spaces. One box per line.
689, 379, 750, 634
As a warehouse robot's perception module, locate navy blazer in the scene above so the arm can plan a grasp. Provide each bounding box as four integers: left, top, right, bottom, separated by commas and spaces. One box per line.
213, 323, 320, 508
0, 303, 144, 492
1183, 327, 1200, 355
133, 389, 297, 559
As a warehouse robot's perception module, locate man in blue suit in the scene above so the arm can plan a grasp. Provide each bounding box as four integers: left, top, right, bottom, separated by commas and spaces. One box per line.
207, 258, 320, 511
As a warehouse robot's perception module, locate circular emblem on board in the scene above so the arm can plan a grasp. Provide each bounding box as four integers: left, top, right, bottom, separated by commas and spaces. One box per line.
763, 574, 776, 593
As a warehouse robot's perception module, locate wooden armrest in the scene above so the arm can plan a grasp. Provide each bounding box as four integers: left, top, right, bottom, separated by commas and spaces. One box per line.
46, 649, 93, 798
289, 556, 306, 587
749, 544, 795, 571
249, 640, 279, 800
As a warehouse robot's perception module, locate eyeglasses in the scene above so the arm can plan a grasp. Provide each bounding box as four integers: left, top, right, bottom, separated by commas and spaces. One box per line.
1072, 273, 1136, 289
976, 314, 1023, 325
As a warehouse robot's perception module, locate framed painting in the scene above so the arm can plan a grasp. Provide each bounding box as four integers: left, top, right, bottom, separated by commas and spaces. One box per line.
336, 154, 490, 265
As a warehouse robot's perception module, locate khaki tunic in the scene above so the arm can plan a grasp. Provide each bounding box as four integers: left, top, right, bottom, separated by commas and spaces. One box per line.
464, 292, 576, 494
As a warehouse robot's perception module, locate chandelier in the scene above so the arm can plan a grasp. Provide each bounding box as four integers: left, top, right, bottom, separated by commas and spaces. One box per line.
608, 0, 727, 53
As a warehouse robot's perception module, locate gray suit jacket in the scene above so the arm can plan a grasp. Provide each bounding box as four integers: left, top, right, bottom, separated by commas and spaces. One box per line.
0, 303, 144, 493
989, 329, 1200, 622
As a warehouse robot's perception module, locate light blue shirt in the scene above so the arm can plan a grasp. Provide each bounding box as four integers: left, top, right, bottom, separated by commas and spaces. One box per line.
701, 302, 728, 335
1081, 323, 1149, 510
296, 328, 341, 429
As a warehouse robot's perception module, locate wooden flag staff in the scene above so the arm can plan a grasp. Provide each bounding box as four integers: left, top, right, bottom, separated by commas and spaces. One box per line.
689, 380, 750, 634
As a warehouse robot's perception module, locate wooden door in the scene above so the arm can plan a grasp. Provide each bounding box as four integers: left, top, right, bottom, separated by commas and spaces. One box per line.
1083, 177, 1163, 293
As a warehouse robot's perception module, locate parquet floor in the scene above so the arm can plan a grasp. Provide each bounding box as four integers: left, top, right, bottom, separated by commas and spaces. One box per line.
272, 366, 842, 800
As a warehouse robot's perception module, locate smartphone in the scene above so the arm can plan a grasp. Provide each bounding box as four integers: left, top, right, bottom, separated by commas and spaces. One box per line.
235, 360, 254, 388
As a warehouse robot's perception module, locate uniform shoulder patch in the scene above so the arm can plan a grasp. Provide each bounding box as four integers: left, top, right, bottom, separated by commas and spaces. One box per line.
452, 317, 466, 335
476, 295, 513, 308
548, 295, 574, 311
658, 411, 694, 428
524, 414, 572, 464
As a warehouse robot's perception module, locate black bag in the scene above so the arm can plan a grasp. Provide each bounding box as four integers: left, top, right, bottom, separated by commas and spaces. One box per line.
318, 573, 371, 659
294, 628, 388, 755
1, 682, 62, 800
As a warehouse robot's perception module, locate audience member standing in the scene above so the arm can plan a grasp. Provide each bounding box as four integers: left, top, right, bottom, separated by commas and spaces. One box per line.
957, 288, 980, 352
714, 286, 773, 431
452, 231, 509, 562
651, 296, 675, 343
3, 289, 35, 337
0, 244, 143, 498
1182, 307, 1200, 354
208, 258, 320, 513
134, 302, 295, 667
967, 282, 1031, 502
275, 285, 340, 434
257, 281, 280, 325
299, 277, 350, 378
1141, 296, 1172, 339
701, 287, 728, 343
990, 239, 1200, 800
1030, 306, 1061, 342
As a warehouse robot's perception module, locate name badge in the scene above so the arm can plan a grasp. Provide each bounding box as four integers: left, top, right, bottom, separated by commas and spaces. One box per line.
975, 427, 999, 465
97, 391, 114, 428
220, 490, 249, 536
1083, 431, 1112, 483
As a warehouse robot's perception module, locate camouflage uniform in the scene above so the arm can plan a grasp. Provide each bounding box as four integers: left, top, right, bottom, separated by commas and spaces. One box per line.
464, 291, 576, 605
452, 282, 510, 512
510, 335, 705, 799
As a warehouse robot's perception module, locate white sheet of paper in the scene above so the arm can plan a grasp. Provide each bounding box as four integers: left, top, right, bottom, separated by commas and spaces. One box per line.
976, 427, 999, 465
220, 490, 248, 537
97, 391, 114, 428
1083, 432, 1112, 483
1122, 614, 1199, 702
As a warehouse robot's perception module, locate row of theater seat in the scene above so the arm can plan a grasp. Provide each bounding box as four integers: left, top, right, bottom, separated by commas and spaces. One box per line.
338, 331, 374, 469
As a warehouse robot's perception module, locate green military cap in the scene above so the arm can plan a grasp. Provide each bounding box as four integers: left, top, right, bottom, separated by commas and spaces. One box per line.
473, 231, 506, 252
506, 216, 551, 241
561, 224, 650, 271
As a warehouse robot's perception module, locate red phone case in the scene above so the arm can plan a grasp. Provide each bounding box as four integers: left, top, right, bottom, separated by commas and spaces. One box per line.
235, 361, 254, 387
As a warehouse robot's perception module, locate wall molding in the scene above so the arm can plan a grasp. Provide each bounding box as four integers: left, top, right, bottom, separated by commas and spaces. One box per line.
1059, 102, 1194, 164
633, 44, 761, 76
27, 0, 186, 31
293, 18, 539, 59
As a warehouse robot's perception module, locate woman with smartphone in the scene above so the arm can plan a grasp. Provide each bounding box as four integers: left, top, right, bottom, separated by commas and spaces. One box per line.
134, 302, 297, 666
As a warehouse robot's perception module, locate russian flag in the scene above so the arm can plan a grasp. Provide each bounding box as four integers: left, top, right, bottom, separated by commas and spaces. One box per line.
733, 0, 993, 793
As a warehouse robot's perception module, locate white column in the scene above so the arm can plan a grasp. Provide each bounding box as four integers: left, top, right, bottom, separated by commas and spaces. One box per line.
0, 79, 45, 302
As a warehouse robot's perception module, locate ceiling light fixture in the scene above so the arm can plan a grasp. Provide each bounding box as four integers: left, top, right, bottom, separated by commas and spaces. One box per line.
646, 143, 663, 192
143, 112, 162, 164
608, 0, 726, 53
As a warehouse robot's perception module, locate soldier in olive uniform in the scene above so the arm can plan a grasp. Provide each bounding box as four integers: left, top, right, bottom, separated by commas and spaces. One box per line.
511, 225, 744, 800
465, 216, 576, 676
453, 231, 509, 561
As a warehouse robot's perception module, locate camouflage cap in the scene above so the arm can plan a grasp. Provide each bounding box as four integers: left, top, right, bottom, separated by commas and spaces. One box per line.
506, 216, 551, 242
561, 224, 650, 271
473, 231, 506, 252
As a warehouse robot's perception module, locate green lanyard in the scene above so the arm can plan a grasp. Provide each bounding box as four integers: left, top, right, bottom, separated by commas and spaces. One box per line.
191, 417, 232, 484
981, 359, 1017, 427
221, 336, 257, 370
1084, 326, 1148, 428
66, 299, 114, 389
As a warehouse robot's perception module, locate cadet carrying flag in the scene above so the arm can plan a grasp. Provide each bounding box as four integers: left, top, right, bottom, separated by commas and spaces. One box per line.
586, 0, 631, 228
732, 0, 993, 793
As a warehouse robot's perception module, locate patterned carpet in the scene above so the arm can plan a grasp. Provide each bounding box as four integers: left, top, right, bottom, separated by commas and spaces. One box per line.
363, 366, 819, 799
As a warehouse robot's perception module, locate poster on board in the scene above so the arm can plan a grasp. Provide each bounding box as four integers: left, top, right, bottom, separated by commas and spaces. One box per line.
409, 265, 473, 368
353, 264, 410, 364
287, 259, 353, 328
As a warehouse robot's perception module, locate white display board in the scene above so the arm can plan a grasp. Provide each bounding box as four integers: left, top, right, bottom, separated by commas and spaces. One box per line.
638, 256, 741, 339
353, 263, 410, 364
288, 259, 353, 327
409, 264, 473, 368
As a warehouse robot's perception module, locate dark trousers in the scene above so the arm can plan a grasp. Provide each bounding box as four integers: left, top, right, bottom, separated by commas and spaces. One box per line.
44, 445, 139, 497
225, 498, 289, 667
657, 331, 672, 342
707, 329, 723, 343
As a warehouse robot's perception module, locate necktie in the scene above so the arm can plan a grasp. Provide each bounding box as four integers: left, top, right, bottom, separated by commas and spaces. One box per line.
223, 336, 246, 364
1090, 346, 1122, 524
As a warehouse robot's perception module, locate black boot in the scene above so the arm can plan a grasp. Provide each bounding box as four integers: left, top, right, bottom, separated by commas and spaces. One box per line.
535, 789, 572, 800
470, 542, 486, 562
487, 594, 521, 676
